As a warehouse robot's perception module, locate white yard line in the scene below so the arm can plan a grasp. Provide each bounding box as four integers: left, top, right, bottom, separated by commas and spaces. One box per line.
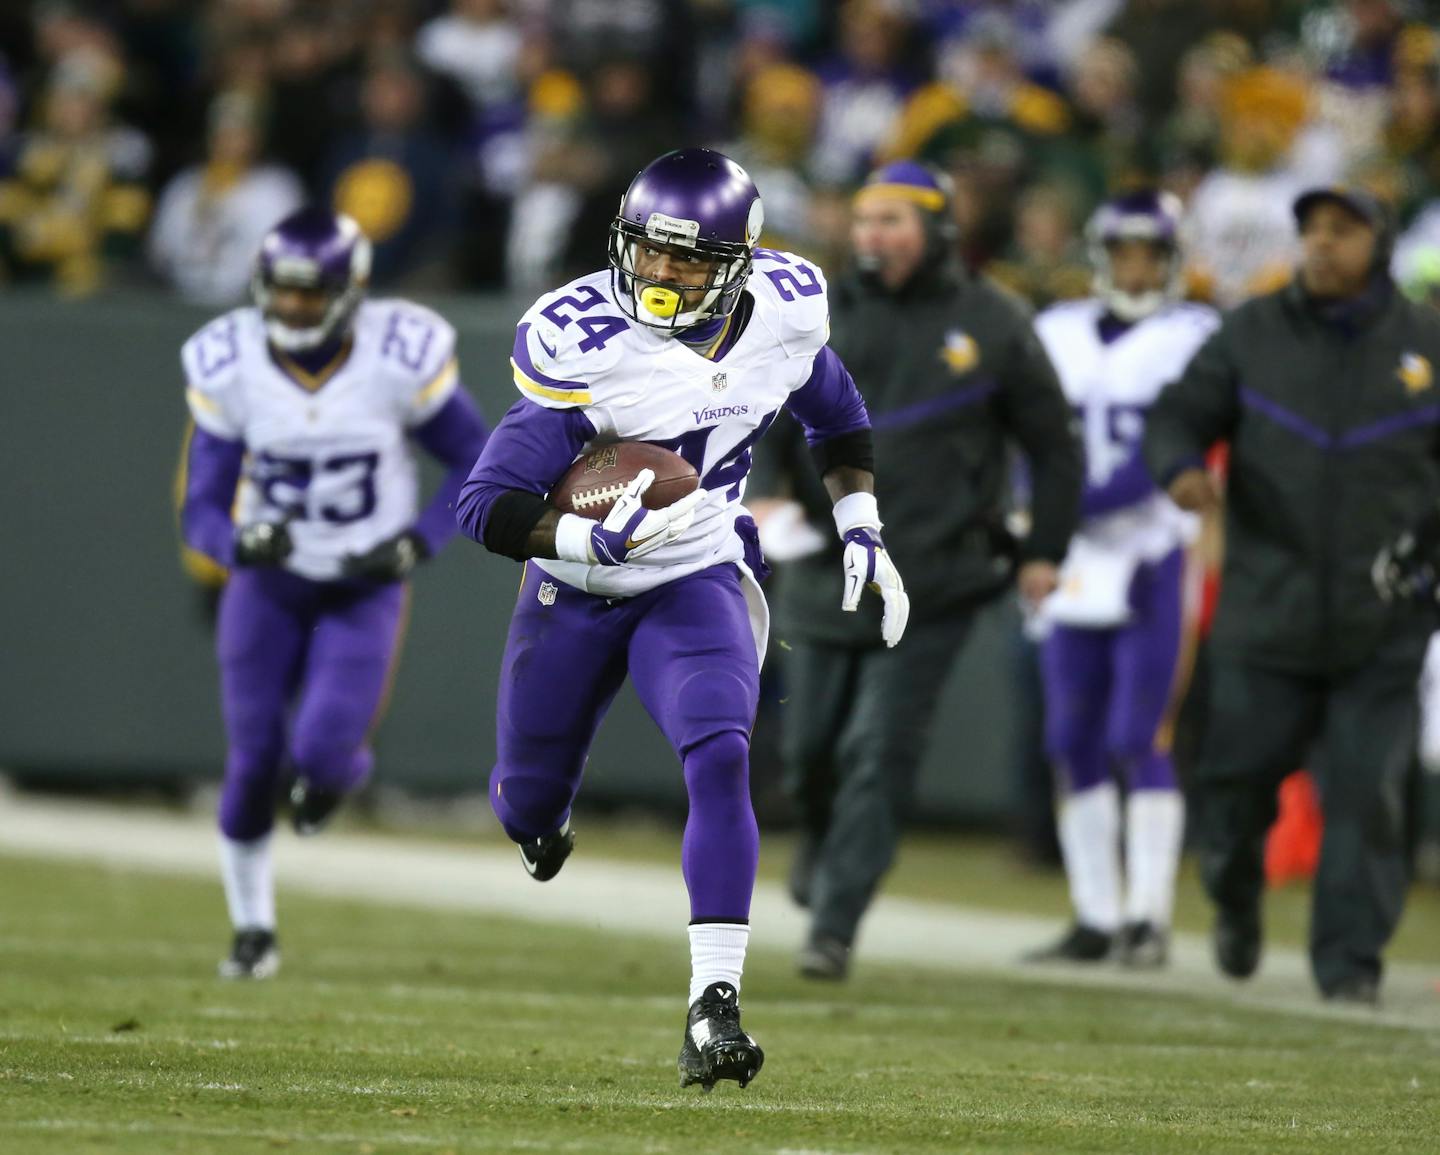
1, 794, 1436, 1031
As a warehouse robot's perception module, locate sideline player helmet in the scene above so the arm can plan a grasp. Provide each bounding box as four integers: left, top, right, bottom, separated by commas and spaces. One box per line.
1086, 190, 1184, 322
608, 148, 765, 332
253, 208, 372, 352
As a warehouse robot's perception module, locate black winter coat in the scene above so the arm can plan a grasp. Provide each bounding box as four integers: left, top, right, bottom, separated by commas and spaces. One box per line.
1144, 281, 1440, 673
760, 262, 1083, 647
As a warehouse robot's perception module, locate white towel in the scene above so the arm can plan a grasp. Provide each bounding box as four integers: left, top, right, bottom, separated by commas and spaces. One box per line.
1042, 535, 1139, 629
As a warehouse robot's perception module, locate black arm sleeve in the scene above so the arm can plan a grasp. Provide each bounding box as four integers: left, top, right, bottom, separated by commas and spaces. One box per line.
1142, 325, 1240, 486
483, 490, 553, 562
810, 428, 875, 476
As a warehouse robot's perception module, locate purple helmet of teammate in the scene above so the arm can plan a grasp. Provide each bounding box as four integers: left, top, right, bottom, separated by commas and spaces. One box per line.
608, 148, 765, 332
1086, 190, 1185, 322
252, 208, 372, 352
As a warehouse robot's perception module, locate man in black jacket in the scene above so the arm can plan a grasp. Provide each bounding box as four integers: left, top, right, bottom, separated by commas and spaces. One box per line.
1144, 187, 1440, 1003
753, 161, 1083, 979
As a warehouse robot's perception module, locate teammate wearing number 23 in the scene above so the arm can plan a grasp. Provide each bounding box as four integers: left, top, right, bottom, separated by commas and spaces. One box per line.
456, 148, 907, 1090
178, 208, 489, 980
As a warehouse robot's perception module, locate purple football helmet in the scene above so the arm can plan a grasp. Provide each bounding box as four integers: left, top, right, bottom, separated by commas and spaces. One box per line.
608, 148, 765, 332
1086, 190, 1184, 322
252, 208, 372, 352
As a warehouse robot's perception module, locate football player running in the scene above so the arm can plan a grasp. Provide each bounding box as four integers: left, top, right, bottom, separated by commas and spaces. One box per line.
179, 208, 489, 980
456, 148, 907, 1090
1027, 192, 1218, 966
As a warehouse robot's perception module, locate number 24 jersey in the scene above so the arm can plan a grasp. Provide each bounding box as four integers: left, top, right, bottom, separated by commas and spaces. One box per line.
511, 249, 832, 597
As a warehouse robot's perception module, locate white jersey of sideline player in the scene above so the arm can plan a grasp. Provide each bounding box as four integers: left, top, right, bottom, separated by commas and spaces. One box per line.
1420, 632, 1440, 774
1036, 298, 1219, 560
513, 249, 829, 599
1033, 298, 1217, 628
182, 299, 459, 580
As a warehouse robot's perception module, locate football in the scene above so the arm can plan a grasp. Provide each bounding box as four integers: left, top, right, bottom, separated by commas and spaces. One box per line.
550, 441, 700, 520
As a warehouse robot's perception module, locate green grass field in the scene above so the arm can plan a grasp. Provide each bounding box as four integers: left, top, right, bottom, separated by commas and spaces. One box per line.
2, 852, 1437, 1154
362, 816, 1440, 964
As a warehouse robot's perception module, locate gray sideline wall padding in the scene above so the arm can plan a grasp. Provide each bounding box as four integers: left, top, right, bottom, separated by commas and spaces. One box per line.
0, 291, 1028, 822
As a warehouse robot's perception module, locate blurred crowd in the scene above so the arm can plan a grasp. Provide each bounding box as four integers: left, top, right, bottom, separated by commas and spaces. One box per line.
3, 0, 1440, 304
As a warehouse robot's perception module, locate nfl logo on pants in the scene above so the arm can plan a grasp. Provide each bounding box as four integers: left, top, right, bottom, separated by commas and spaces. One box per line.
538, 581, 557, 606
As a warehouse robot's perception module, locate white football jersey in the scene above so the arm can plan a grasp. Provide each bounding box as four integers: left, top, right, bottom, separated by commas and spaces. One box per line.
182, 299, 459, 580
513, 251, 830, 598
1420, 632, 1440, 774
1035, 298, 1219, 562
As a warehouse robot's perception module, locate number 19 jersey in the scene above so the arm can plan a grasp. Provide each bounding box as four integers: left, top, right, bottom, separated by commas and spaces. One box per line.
182, 299, 459, 580
1034, 299, 1218, 560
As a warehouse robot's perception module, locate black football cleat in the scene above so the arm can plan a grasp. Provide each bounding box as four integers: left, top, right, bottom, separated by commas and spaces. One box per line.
677, 982, 764, 1092
290, 780, 343, 836
1022, 923, 1114, 963
218, 928, 279, 980
1117, 920, 1170, 968
1214, 903, 1262, 980
518, 819, 574, 882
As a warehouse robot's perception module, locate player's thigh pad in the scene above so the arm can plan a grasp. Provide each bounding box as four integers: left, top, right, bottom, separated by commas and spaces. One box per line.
290, 583, 406, 779
672, 667, 758, 754
1040, 626, 1114, 759
491, 569, 632, 837
629, 567, 760, 756
217, 570, 311, 764
1106, 551, 1184, 760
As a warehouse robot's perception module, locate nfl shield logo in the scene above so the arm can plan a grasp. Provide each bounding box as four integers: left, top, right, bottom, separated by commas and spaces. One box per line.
711, 372, 728, 393
538, 581, 558, 607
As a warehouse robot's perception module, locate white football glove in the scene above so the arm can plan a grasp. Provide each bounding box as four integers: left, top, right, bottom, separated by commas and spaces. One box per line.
834, 492, 909, 648
575, 469, 707, 566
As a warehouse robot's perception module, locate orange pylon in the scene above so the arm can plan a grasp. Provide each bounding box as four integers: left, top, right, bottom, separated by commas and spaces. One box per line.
1265, 770, 1323, 885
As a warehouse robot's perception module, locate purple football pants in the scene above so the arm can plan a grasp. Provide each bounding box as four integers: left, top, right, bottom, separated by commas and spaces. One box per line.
216, 568, 407, 840
492, 563, 761, 922
1040, 547, 1185, 793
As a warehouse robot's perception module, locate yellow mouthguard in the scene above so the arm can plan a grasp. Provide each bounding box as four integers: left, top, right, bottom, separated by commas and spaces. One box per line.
640, 286, 681, 318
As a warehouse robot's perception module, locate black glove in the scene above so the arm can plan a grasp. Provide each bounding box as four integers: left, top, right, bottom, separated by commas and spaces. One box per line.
233, 521, 294, 568
341, 530, 429, 582
1373, 510, 1440, 604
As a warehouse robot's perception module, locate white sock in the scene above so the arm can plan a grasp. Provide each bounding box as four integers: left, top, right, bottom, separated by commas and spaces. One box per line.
218, 833, 275, 931
1124, 789, 1185, 928
687, 922, 749, 1005
1057, 781, 1122, 933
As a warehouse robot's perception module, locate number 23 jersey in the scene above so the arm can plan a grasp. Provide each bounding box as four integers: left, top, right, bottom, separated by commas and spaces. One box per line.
512, 250, 832, 597
182, 299, 459, 580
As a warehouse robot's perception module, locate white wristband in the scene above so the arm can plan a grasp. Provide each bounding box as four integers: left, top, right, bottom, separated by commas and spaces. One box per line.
832, 491, 882, 537
554, 513, 596, 564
